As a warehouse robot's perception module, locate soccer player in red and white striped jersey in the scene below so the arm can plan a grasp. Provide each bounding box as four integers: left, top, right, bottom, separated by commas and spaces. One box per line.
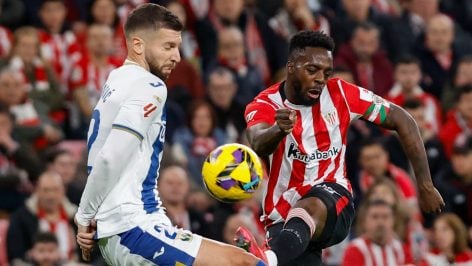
236, 30, 444, 266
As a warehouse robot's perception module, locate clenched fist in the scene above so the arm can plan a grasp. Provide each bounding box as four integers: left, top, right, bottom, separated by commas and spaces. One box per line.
276, 109, 297, 134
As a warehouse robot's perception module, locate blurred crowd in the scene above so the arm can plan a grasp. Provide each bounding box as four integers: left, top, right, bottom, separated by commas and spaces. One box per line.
0, 0, 471, 265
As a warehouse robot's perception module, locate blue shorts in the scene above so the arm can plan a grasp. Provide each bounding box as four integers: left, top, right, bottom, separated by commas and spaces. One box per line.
98, 222, 203, 266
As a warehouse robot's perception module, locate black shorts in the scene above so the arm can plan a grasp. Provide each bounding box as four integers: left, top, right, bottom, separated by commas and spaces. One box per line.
267, 182, 355, 266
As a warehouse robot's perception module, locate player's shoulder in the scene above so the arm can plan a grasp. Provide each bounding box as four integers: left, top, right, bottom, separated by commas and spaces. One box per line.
112, 65, 167, 93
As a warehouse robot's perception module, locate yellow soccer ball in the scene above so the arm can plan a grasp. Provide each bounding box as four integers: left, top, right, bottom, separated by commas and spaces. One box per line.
202, 143, 263, 203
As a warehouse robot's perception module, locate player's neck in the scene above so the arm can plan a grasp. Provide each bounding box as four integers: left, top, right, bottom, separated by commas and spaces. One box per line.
124, 56, 149, 72
165, 202, 187, 212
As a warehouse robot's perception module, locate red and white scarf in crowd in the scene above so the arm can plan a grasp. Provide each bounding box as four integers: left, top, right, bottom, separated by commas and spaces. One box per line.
9, 56, 50, 93
39, 30, 81, 85
37, 206, 75, 260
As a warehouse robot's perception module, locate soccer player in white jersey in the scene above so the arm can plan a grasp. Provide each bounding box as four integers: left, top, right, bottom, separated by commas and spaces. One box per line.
236, 31, 445, 266
74, 4, 266, 266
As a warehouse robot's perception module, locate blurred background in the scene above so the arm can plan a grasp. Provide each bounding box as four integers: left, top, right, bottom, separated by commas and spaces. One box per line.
0, 0, 471, 265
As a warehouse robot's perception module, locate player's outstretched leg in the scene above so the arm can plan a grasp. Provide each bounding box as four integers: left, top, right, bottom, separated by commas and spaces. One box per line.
236, 197, 327, 266
194, 237, 266, 266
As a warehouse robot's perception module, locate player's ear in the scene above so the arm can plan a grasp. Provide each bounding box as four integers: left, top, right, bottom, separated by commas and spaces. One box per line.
131, 36, 145, 55
287, 61, 295, 74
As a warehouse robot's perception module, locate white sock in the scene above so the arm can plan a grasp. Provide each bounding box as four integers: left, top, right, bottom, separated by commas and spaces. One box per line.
264, 250, 278, 266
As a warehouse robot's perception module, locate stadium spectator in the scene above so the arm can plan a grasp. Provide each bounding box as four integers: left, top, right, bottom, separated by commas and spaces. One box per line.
358, 139, 417, 203
442, 55, 472, 111
165, 0, 201, 70
68, 23, 120, 139
6, 172, 77, 262
4, 27, 65, 126
0, 67, 62, 152
435, 135, 472, 231
87, 0, 127, 61
158, 165, 209, 237
416, 14, 472, 99
22, 232, 62, 266
269, 0, 330, 42
403, 99, 445, 178
420, 213, 472, 265
45, 148, 81, 206
439, 85, 472, 158
171, 100, 227, 186
207, 26, 264, 106
202, 0, 288, 84
206, 67, 246, 143
328, 0, 400, 59
342, 200, 413, 266
334, 22, 394, 97
362, 179, 428, 263
0, 103, 41, 213
38, 0, 82, 88
387, 55, 442, 133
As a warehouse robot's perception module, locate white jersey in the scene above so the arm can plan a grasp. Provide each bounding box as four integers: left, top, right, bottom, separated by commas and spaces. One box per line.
87, 64, 170, 238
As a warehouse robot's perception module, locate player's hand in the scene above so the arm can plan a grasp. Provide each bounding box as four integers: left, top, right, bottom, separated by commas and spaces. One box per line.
418, 183, 445, 214
75, 217, 97, 262
276, 109, 296, 134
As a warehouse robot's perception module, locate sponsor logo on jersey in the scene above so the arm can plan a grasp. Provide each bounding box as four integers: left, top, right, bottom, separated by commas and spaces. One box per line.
153, 247, 165, 259
245, 110, 257, 122
149, 82, 163, 88
144, 103, 157, 117
101, 83, 115, 103
287, 142, 339, 162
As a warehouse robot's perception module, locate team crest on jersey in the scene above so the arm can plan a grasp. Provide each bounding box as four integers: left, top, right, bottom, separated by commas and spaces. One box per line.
144, 103, 157, 117
245, 110, 257, 122
323, 111, 338, 126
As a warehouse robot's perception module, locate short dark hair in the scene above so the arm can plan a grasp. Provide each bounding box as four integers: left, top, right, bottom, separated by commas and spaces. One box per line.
40, 0, 64, 7
403, 99, 423, 109
355, 21, 379, 33
288, 31, 335, 60
34, 232, 58, 245
395, 54, 421, 68
457, 84, 472, 100
124, 3, 183, 39
359, 138, 387, 153
44, 147, 70, 164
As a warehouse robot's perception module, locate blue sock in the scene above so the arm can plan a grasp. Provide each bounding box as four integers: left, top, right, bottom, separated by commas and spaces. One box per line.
256, 260, 267, 266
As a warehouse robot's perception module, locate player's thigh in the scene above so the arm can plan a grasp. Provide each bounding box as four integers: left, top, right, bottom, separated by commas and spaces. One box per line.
193, 237, 260, 266
293, 183, 353, 240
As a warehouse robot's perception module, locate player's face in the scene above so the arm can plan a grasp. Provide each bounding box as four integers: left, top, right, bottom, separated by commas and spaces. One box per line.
289, 47, 333, 106
144, 28, 181, 80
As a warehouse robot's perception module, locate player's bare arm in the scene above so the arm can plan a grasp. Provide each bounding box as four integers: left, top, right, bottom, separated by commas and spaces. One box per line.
379, 104, 445, 213
247, 109, 296, 157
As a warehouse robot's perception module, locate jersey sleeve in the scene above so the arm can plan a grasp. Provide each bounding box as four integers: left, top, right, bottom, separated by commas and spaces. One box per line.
336, 78, 391, 125
112, 77, 167, 141
245, 99, 277, 127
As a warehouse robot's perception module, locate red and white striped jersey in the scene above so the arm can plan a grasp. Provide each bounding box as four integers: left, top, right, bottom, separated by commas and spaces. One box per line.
245, 78, 391, 224
342, 237, 411, 266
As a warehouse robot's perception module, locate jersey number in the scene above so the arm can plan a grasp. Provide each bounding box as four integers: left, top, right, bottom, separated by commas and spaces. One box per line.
87, 110, 100, 174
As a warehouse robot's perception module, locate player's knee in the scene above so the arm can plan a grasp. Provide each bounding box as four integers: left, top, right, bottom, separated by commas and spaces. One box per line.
292, 197, 328, 238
